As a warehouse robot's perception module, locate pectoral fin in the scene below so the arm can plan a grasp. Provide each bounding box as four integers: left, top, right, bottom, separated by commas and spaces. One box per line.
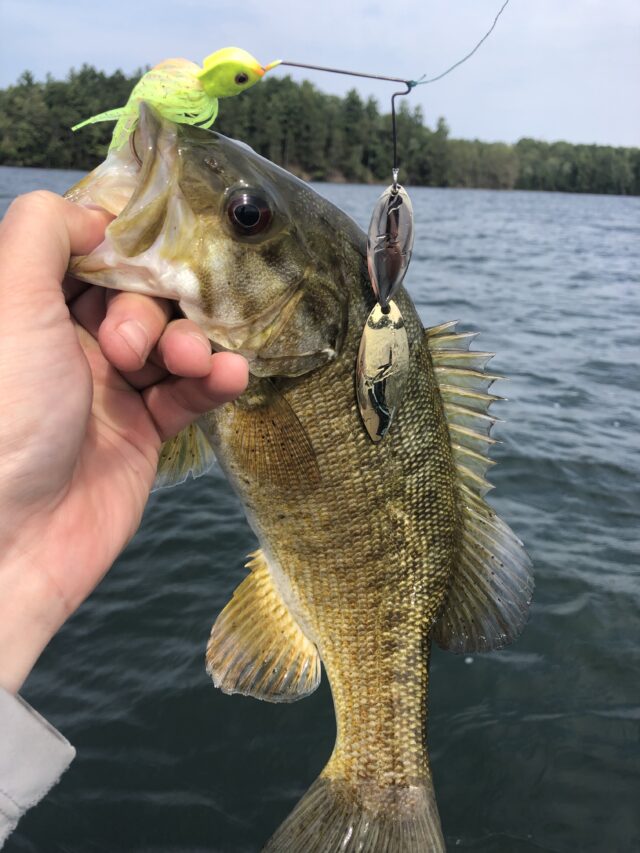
206, 550, 320, 702
153, 422, 216, 490
223, 380, 321, 490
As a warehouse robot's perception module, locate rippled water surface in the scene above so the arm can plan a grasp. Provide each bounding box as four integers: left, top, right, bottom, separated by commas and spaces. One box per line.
1, 166, 639, 852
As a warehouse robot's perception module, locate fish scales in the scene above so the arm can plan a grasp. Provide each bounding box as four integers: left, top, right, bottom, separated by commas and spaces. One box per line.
67, 104, 533, 852
204, 283, 459, 837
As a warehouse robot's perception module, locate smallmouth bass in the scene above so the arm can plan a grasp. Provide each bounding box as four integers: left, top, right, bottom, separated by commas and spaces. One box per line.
68, 104, 533, 852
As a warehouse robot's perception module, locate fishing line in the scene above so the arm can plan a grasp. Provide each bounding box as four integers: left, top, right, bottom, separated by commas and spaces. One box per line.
277, 0, 511, 175
416, 0, 511, 85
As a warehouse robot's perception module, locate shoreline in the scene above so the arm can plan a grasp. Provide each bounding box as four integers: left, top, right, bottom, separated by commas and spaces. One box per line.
1, 163, 638, 199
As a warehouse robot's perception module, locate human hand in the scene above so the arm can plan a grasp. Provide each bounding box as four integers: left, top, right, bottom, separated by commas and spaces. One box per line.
0, 191, 248, 694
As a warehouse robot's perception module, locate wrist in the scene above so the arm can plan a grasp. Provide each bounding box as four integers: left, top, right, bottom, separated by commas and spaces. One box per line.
0, 550, 69, 694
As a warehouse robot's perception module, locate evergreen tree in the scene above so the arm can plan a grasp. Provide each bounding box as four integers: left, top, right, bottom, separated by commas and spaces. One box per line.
0, 67, 637, 196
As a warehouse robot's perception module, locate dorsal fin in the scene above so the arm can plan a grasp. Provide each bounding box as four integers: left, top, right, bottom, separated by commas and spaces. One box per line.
426, 322, 533, 653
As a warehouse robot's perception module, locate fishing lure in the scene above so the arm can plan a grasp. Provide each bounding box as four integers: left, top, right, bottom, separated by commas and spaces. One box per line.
73, 46, 417, 439
72, 47, 280, 151
71, 0, 509, 440
279, 0, 512, 440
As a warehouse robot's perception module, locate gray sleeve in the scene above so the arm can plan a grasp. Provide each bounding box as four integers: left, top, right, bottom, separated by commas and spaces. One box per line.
0, 687, 75, 847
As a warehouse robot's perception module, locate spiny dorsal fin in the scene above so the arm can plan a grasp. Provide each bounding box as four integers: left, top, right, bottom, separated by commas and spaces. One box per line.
153, 422, 216, 490
426, 322, 533, 653
206, 550, 321, 702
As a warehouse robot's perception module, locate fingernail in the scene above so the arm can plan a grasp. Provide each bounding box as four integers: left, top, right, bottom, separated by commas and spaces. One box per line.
117, 320, 149, 360
187, 332, 211, 355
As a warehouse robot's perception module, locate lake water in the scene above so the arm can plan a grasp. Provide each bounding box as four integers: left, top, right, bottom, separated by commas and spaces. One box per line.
1, 165, 639, 853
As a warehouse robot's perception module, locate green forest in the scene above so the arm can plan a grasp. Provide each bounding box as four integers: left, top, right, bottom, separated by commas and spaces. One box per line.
1, 65, 639, 195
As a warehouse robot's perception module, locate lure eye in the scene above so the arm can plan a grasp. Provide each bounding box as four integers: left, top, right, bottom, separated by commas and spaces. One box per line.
227, 192, 273, 236
235, 72, 249, 85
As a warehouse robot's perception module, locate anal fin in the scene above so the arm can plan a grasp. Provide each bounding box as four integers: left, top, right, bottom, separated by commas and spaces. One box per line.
206, 550, 320, 702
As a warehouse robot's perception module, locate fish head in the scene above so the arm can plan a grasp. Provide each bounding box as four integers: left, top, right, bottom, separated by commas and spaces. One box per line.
68, 103, 355, 377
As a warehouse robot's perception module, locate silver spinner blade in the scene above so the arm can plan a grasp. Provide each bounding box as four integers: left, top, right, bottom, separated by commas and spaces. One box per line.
366, 184, 414, 310
356, 301, 410, 442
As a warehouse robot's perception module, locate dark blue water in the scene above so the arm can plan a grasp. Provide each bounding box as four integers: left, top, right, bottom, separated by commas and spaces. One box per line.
1, 165, 639, 853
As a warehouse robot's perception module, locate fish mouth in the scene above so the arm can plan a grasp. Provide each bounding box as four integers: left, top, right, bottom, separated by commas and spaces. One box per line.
67, 103, 187, 302
66, 102, 163, 218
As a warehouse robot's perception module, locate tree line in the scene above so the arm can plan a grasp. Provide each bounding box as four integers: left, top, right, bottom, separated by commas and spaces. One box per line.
1, 65, 638, 195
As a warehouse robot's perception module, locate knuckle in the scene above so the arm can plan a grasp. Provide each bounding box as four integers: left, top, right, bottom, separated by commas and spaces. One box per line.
10, 190, 61, 216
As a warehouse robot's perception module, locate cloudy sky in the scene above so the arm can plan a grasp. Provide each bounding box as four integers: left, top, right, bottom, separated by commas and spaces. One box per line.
1, 0, 638, 146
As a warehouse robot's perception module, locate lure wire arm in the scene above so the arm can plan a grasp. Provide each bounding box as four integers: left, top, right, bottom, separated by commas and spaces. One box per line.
279, 61, 415, 184
277, 61, 410, 87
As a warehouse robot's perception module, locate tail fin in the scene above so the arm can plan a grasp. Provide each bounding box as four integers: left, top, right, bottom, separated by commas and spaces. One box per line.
263, 774, 445, 852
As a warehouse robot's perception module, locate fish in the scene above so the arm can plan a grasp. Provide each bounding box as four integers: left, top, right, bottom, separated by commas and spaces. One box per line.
68, 103, 533, 852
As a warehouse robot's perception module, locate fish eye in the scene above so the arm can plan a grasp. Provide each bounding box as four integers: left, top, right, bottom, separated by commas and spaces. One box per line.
227, 192, 273, 236
235, 72, 249, 85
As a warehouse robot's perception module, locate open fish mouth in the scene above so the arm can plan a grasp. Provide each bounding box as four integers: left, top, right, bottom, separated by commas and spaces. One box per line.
68, 104, 209, 310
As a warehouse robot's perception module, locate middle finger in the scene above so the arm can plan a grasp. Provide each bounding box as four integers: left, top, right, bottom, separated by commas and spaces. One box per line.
99, 290, 174, 372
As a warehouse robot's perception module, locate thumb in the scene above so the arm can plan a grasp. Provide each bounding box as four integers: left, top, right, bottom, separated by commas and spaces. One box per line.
0, 191, 111, 313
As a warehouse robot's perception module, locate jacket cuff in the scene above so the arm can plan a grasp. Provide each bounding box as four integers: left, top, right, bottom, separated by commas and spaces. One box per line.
0, 686, 75, 845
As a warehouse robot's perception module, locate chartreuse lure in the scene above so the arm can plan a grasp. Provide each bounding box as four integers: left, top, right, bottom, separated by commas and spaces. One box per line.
72, 47, 280, 151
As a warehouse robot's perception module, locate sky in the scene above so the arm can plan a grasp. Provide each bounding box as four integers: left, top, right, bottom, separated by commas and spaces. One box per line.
1, 0, 639, 147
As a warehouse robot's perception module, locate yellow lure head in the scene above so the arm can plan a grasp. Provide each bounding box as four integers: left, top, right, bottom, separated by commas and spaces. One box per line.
197, 47, 280, 98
